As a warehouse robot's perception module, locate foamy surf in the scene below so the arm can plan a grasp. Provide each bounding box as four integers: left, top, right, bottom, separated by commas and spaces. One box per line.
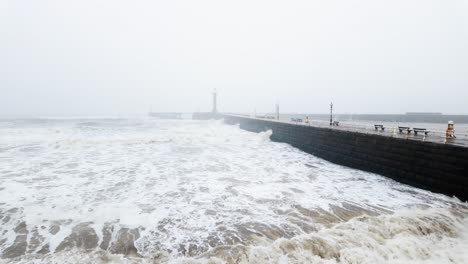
0, 119, 466, 263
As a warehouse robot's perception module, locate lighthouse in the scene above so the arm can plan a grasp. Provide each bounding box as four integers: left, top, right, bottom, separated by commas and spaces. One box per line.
212, 89, 217, 114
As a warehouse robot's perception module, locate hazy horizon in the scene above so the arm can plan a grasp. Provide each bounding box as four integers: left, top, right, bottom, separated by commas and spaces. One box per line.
1, 0, 467, 117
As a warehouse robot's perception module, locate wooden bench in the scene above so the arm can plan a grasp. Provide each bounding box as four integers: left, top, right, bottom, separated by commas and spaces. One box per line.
291, 118, 302, 123
332, 121, 339, 126
374, 124, 385, 131
398, 126, 413, 133
413, 128, 430, 136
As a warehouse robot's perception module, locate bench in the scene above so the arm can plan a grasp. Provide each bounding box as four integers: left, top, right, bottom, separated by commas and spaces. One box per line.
332, 121, 339, 126
413, 128, 430, 136
398, 126, 413, 133
374, 124, 385, 131
291, 118, 302, 123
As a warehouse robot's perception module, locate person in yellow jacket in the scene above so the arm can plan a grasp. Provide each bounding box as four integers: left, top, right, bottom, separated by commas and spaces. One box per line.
446, 121, 456, 138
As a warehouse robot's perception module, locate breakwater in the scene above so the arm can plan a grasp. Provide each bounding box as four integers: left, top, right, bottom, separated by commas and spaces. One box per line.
192, 112, 223, 120
224, 114, 468, 201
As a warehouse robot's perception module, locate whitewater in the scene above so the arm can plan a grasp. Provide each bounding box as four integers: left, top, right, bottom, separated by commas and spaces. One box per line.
0, 118, 467, 264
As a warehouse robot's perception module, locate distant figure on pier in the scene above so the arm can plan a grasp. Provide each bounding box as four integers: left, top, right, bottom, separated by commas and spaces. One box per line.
446, 121, 456, 138
305, 116, 309, 124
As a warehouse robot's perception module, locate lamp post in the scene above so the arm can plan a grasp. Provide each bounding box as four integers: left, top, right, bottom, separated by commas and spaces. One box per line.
276, 103, 280, 120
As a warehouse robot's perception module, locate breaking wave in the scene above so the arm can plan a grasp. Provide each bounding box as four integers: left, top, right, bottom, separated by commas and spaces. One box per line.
0, 118, 466, 263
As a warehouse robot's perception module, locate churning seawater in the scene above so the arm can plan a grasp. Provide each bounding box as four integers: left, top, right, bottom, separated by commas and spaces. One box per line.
0, 118, 467, 264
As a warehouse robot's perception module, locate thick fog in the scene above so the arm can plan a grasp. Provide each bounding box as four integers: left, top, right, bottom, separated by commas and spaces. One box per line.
1, 0, 467, 117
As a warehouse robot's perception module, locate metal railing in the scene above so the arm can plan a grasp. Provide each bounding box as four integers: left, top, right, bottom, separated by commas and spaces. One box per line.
233, 114, 468, 147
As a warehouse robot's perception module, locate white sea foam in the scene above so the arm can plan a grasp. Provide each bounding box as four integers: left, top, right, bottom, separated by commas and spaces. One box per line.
0, 118, 466, 263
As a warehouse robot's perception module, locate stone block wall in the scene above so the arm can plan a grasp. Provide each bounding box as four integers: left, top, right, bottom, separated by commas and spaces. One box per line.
224, 115, 468, 201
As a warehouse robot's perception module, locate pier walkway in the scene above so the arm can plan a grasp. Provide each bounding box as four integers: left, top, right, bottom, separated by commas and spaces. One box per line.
227, 114, 468, 147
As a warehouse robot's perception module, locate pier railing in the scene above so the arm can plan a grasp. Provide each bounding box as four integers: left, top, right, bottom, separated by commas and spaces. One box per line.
228, 114, 468, 147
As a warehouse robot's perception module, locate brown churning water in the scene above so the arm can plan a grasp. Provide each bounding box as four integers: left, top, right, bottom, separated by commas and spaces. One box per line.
0, 118, 467, 263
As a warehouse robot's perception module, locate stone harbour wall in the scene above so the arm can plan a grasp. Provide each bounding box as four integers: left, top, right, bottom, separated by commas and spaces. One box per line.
223, 115, 468, 202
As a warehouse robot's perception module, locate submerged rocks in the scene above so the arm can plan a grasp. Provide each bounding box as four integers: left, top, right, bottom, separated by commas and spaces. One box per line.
0, 220, 142, 260
99, 224, 114, 251
108, 228, 140, 256
2, 222, 28, 259
55, 222, 99, 251
99, 223, 141, 256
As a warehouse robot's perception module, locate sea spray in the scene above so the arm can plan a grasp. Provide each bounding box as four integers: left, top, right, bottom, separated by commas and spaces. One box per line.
0, 118, 466, 263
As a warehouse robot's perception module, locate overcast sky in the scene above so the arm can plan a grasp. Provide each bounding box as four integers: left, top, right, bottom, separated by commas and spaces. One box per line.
1, 0, 467, 117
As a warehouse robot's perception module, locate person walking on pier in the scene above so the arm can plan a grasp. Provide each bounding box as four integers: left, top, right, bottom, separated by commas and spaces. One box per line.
446, 121, 456, 138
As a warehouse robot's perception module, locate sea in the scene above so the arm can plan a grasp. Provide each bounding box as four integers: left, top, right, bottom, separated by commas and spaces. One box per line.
0, 118, 467, 264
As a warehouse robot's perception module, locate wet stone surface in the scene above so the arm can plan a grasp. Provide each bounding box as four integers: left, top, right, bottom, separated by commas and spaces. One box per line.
2, 222, 28, 259
56, 223, 99, 251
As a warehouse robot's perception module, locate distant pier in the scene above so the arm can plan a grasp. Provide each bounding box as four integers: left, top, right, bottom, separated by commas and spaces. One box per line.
192, 112, 223, 120
149, 112, 183, 119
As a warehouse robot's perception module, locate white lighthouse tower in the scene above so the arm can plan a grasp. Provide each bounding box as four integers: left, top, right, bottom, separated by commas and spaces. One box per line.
212, 89, 217, 114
